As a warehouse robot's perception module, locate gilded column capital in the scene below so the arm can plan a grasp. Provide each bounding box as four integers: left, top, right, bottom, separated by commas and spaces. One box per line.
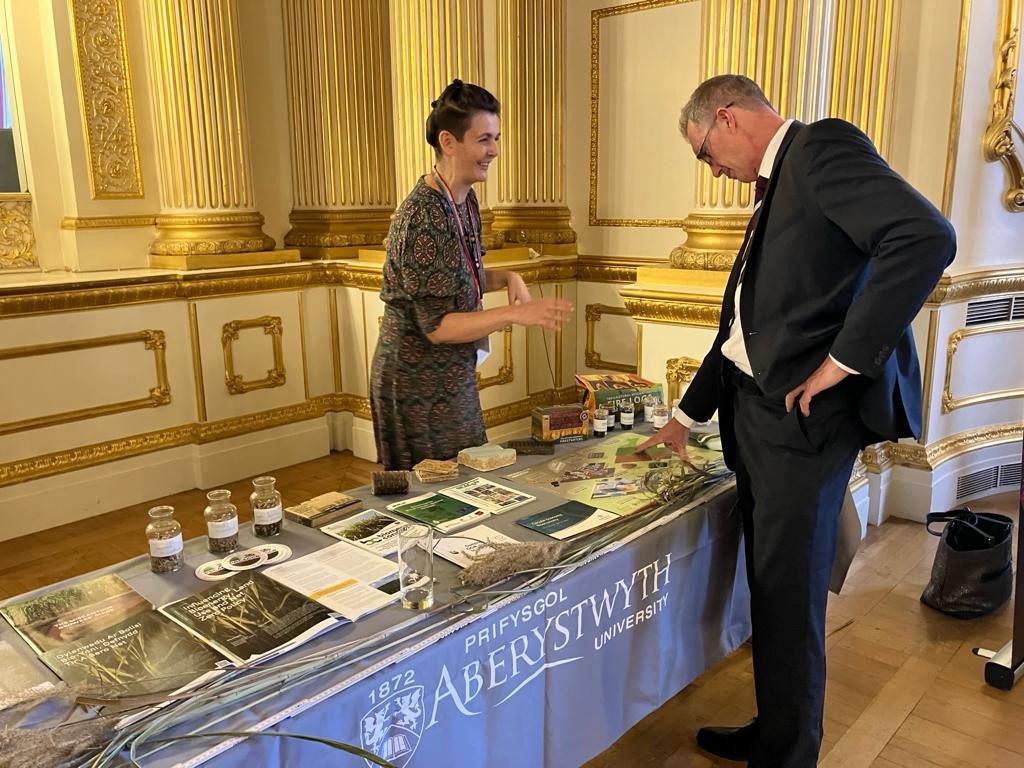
142, 0, 276, 267
282, 1, 399, 258
674, 0, 899, 269
492, 0, 575, 254
389, 0, 504, 248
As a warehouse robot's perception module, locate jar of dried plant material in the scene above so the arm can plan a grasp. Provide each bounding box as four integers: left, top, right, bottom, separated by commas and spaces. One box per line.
250, 476, 283, 538
204, 489, 239, 554
146, 505, 184, 573
619, 400, 635, 430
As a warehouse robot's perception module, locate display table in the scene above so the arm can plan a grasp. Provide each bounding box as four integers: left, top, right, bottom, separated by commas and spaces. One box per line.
0, 436, 750, 768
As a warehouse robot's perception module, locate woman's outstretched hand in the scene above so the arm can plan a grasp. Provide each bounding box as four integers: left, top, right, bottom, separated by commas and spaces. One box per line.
515, 298, 573, 331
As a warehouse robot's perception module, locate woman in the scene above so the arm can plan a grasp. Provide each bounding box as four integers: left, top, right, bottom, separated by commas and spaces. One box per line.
370, 80, 573, 470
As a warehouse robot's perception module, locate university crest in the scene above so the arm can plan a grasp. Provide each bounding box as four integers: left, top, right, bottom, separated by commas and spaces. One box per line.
360, 685, 425, 767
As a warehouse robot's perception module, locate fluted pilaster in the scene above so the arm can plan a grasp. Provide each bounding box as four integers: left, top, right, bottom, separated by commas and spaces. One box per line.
142, 0, 278, 268
282, 0, 397, 259
389, 0, 503, 248
491, 0, 575, 254
672, 0, 899, 269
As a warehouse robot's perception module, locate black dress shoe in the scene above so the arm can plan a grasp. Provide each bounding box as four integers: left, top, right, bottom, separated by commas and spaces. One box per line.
695, 719, 758, 761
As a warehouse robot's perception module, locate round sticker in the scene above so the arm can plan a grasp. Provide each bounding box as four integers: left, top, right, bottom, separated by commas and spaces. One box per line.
248, 543, 292, 564
222, 549, 269, 571
195, 559, 234, 581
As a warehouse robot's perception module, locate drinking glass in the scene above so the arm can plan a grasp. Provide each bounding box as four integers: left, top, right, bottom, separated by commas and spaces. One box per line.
397, 524, 434, 609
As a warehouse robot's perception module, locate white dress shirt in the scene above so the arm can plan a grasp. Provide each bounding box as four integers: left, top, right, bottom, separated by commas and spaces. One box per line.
675, 119, 857, 428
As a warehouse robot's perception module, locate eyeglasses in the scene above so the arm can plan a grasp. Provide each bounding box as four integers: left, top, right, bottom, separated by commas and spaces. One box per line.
695, 101, 734, 165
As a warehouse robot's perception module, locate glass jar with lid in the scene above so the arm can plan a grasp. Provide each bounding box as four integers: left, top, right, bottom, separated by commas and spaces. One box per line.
250, 476, 283, 537
146, 505, 184, 573
204, 489, 239, 553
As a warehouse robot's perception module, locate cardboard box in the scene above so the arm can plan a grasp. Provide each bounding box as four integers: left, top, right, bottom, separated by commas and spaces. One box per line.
575, 373, 664, 419
531, 404, 590, 443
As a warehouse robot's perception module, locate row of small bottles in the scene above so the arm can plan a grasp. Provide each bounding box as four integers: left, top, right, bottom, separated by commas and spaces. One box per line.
592, 397, 672, 438
145, 476, 283, 573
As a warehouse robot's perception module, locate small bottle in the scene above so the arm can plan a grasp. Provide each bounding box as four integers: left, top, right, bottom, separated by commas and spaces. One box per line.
620, 401, 635, 430
204, 489, 239, 554
642, 394, 656, 423
606, 402, 618, 431
653, 404, 672, 429
251, 476, 283, 537
593, 407, 608, 438
146, 505, 184, 573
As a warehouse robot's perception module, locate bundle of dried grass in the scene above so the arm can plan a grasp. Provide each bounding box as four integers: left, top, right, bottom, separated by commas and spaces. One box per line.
0, 685, 113, 768
459, 541, 565, 588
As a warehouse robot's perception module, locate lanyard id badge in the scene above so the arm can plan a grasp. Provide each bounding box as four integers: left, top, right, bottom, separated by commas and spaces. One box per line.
432, 168, 490, 366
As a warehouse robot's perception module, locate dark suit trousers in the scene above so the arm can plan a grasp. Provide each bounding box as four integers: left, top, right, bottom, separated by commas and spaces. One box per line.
728, 370, 864, 768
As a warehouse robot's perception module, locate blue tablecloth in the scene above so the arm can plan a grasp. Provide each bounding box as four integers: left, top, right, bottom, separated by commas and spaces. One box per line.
1, 444, 750, 768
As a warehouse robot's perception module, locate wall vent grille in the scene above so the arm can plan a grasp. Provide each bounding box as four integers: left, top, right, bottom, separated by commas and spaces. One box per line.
955, 466, 999, 499
965, 297, 1014, 325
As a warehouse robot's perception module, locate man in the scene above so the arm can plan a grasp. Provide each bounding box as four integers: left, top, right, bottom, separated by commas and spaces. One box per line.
638, 75, 955, 767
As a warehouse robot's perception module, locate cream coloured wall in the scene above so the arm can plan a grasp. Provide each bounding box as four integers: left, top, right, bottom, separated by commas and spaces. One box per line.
566, 0, 701, 260
949, 0, 1024, 267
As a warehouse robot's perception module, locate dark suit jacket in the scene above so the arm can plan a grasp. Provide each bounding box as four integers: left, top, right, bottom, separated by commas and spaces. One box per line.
680, 119, 956, 466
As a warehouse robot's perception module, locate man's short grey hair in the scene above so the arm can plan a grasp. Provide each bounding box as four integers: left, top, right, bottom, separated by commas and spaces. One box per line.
679, 74, 774, 135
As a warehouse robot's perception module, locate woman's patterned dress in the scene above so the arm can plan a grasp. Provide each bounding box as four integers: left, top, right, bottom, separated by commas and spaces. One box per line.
370, 179, 488, 470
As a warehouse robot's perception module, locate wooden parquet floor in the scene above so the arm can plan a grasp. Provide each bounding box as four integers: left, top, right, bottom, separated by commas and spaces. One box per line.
0, 453, 1020, 767
584, 490, 1023, 768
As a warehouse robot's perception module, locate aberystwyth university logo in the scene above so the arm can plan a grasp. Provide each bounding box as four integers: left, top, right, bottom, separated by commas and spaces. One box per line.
360, 684, 425, 767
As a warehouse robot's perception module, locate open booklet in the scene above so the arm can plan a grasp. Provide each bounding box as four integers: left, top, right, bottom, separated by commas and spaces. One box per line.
320, 509, 405, 557
263, 541, 399, 622
160, 571, 343, 666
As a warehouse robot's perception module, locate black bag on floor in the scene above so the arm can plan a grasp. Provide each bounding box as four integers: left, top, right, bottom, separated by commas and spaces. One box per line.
920, 507, 1014, 619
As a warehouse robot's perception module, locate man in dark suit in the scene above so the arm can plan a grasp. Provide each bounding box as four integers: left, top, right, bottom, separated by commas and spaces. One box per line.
638, 75, 955, 766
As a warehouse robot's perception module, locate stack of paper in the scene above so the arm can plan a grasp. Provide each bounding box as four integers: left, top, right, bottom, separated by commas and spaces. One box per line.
413, 458, 459, 483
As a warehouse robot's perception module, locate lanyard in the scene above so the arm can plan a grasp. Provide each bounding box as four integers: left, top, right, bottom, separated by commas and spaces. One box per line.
432, 167, 483, 303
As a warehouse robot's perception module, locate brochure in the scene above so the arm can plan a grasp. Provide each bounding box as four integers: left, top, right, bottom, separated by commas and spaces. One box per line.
515, 501, 621, 540
160, 571, 342, 665
284, 491, 363, 528
432, 525, 519, 568
437, 477, 535, 515
1, 573, 150, 655
320, 509, 405, 557
40, 610, 224, 698
264, 541, 398, 621
386, 492, 491, 533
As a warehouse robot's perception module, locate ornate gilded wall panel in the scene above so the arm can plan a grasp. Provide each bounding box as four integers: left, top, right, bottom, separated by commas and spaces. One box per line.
584, 303, 637, 372
221, 316, 287, 395
67, 0, 145, 199
942, 322, 1024, 413
0, 196, 37, 269
0, 330, 170, 435
589, 0, 692, 227
476, 326, 515, 389
666, 355, 701, 403
983, 0, 1024, 212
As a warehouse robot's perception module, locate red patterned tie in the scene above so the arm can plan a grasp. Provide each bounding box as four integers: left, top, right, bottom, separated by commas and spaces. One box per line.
737, 175, 770, 265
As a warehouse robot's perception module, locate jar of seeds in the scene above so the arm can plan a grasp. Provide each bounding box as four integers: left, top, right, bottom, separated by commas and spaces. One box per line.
250, 476, 283, 537
146, 505, 183, 573
204, 489, 239, 554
